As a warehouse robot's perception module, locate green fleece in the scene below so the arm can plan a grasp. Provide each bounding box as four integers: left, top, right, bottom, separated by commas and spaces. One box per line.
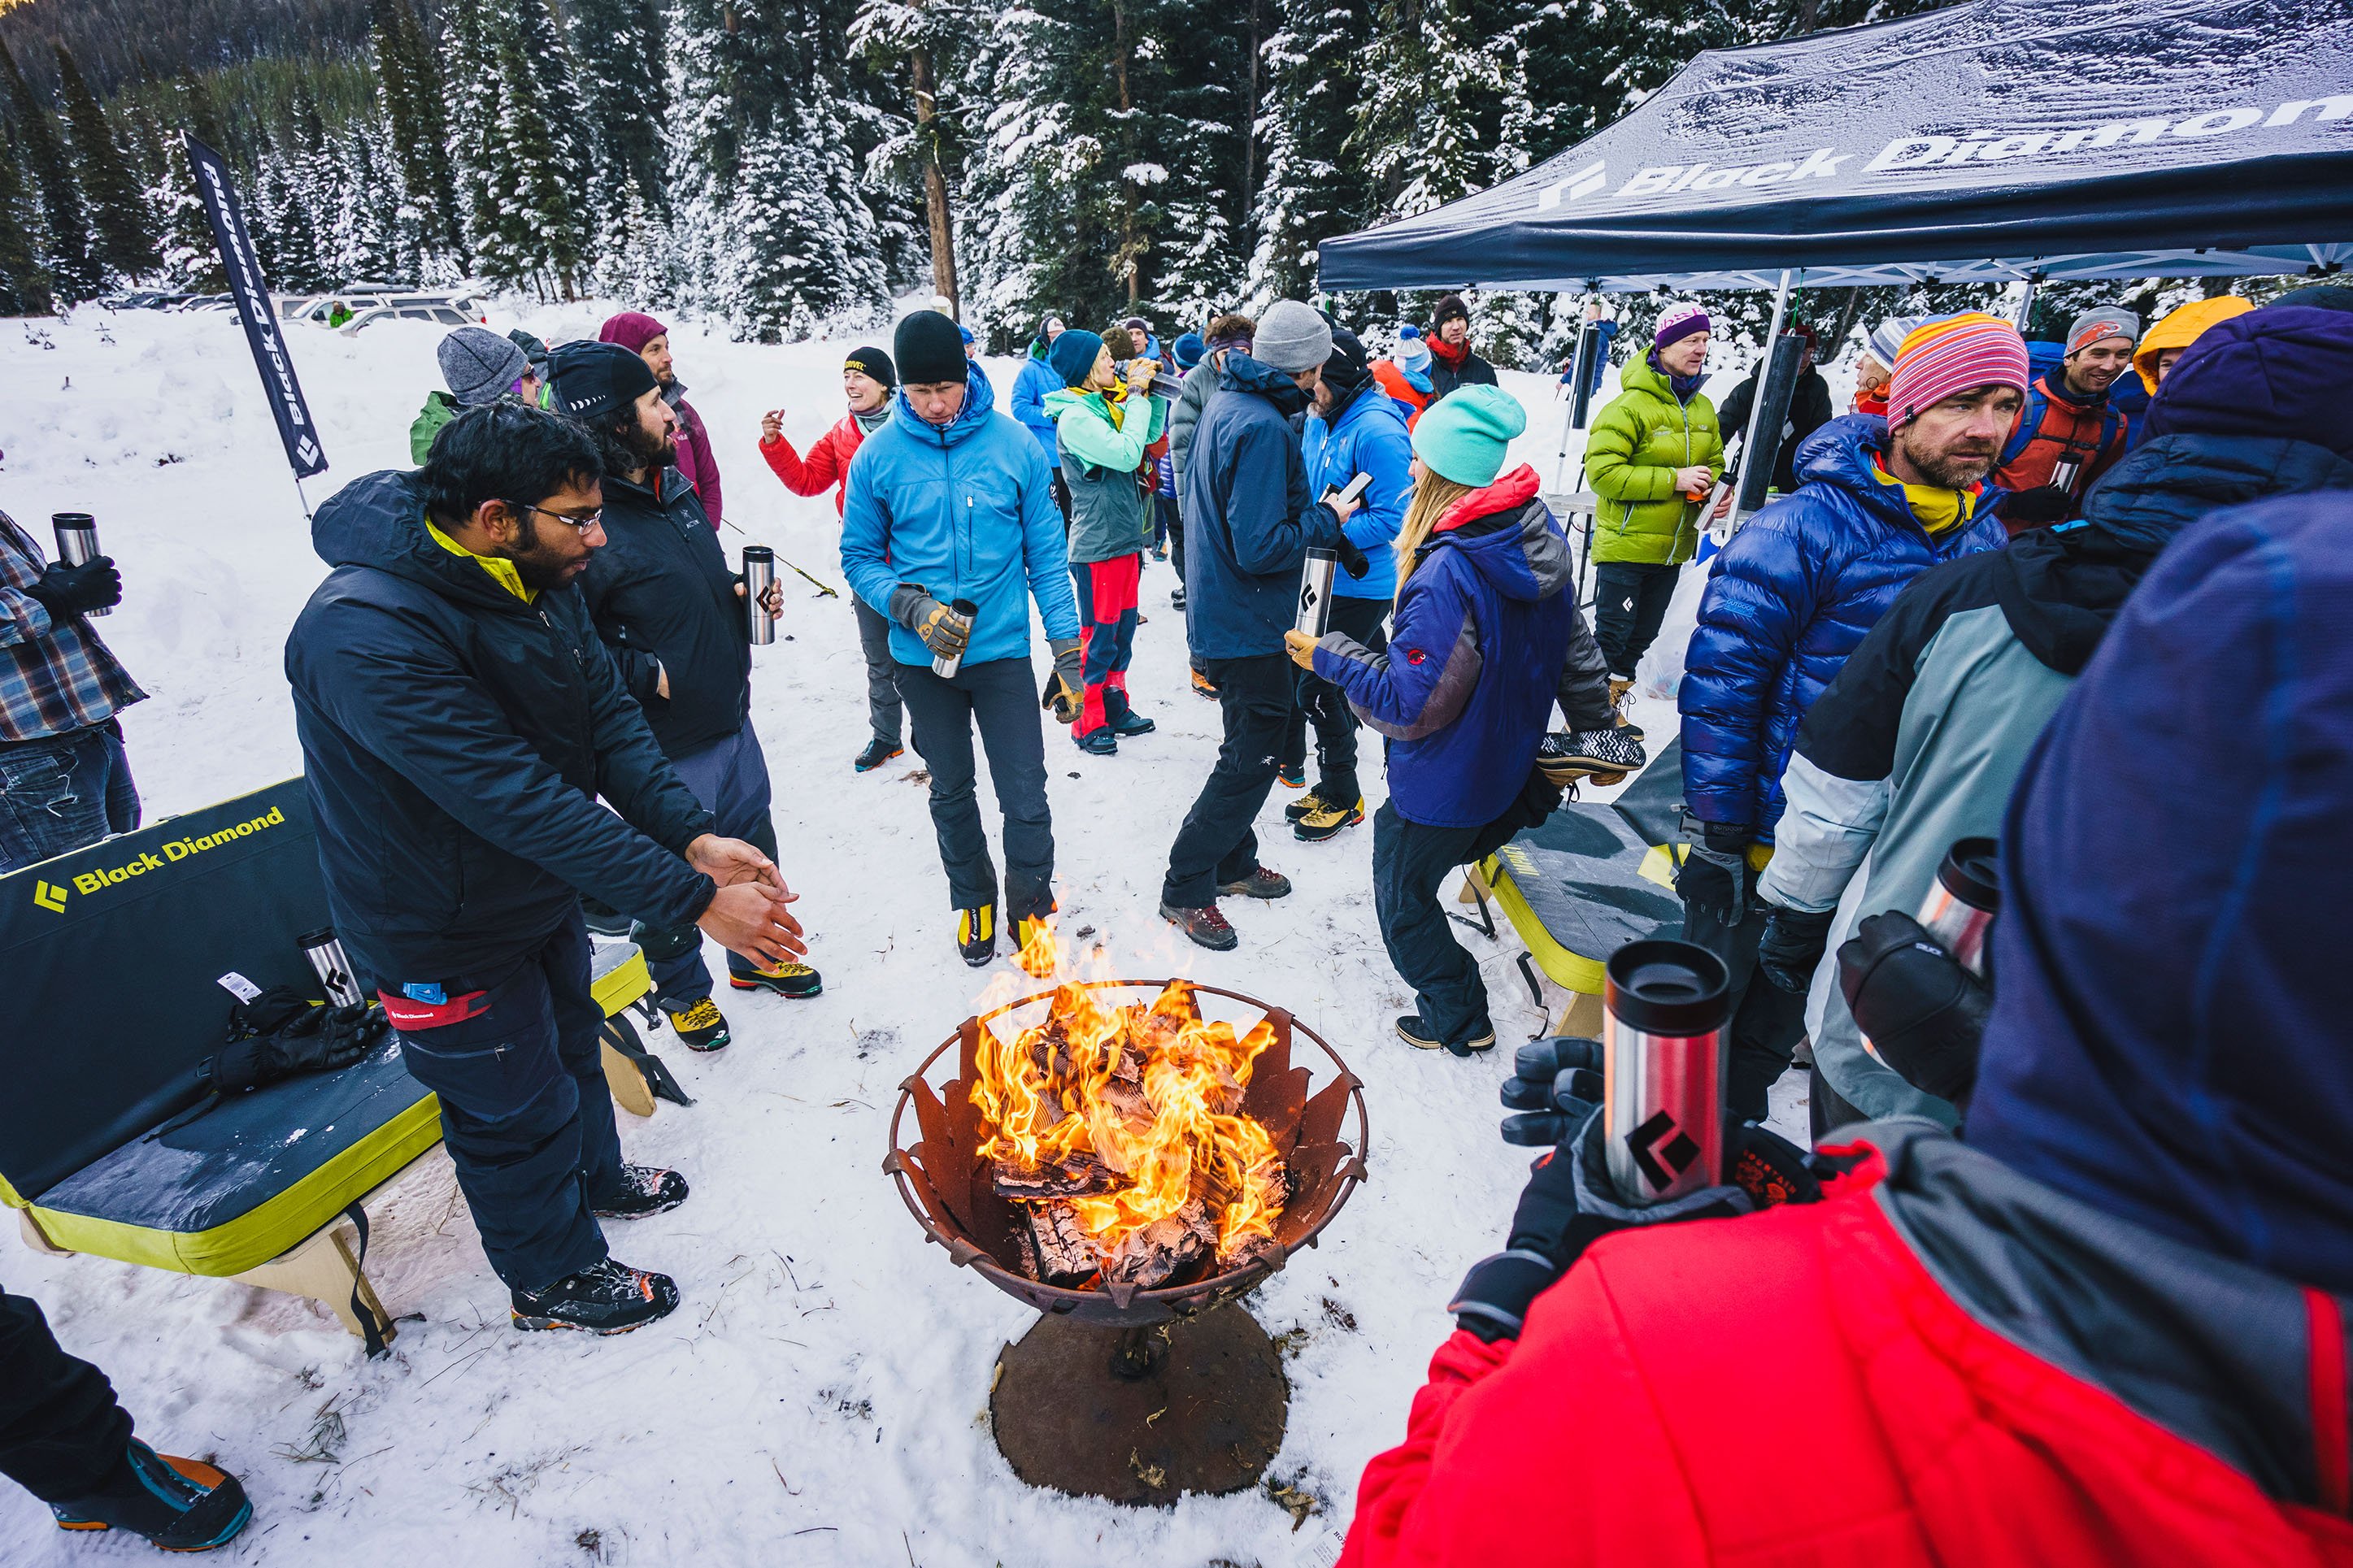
1584, 354, 1725, 566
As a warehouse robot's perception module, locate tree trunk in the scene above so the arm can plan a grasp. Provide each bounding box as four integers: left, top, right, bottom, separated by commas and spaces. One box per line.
1825, 286, 1868, 358
1242, 0, 1259, 211
908, 43, 959, 317
1111, 0, 1141, 306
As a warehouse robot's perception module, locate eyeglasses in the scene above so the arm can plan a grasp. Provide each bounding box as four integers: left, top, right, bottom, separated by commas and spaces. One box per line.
508, 501, 602, 533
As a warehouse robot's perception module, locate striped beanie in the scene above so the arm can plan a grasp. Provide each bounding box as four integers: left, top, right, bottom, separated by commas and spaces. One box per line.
1654, 302, 1711, 350
1887, 313, 2030, 426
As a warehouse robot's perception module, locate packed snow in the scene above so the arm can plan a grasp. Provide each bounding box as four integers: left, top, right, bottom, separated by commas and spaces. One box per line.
0, 306, 1806, 1565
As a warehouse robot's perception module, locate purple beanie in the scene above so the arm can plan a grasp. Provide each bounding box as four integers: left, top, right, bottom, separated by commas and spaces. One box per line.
1654, 303, 1711, 351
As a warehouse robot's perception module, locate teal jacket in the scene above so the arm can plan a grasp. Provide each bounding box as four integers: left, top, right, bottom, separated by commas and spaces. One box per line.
1045, 384, 1168, 566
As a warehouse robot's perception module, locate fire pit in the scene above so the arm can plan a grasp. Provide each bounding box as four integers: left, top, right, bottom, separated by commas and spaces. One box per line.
885, 978, 1368, 1504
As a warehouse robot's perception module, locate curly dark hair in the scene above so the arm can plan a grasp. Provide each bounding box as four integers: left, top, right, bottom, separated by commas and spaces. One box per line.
421, 402, 601, 524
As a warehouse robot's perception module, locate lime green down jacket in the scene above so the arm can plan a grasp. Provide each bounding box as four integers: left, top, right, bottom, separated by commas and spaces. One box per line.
1585, 354, 1725, 566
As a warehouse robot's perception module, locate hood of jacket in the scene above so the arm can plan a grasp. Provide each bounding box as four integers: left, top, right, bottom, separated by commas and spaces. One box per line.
889, 359, 999, 449
1424, 465, 1564, 605
1994, 526, 2148, 677
1968, 490, 2353, 1295
2144, 305, 2353, 458
312, 468, 527, 615
2132, 295, 2255, 393
1218, 350, 1309, 417
1790, 413, 1989, 538
1614, 350, 1684, 407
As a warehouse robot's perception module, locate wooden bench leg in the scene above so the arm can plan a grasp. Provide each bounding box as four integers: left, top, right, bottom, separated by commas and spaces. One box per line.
1557, 988, 1606, 1038
602, 1022, 658, 1118
19, 1208, 69, 1257
230, 1218, 395, 1346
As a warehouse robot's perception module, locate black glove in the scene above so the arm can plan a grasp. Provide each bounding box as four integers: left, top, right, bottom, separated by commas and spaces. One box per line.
1498, 1036, 1603, 1146
888, 584, 971, 659
1757, 905, 1836, 994
1676, 828, 1754, 927
202, 1000, 388, 1095
24, 555, 122, 617
1997, 485, 2074, 528
1330, 531, 1372, 582
1041, 636, 1085, 723
1838, 910, 1990, 1108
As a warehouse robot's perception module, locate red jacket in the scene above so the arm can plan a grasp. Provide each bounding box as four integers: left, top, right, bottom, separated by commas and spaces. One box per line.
1990, 371, 2127, 532
1342, 1134, 2353, 1568
1371, 360, 1431, 431
759, 414, 867, 516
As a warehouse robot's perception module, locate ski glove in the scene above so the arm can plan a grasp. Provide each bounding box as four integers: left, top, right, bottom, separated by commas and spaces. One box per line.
889, 584, 971, 659
1499, 1036, 1604, 1146
1676, 840, 1753, 927
24, 554, 121, 617
1838, 910, 1990, 1109
202, 999, 388, 1096
1042, 637, 1085, 724
1758, 905, 1837, 994
1999, 485, 2075, 529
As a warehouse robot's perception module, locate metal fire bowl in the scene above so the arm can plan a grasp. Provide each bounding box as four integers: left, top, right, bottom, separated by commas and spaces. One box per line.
884, 979, 1370, 1329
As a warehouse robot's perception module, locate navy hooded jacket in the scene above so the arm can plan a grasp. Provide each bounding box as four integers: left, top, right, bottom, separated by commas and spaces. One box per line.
285, 470, 717, 989
1968, 490, 2353, 1296
1679, 415, 2006, 841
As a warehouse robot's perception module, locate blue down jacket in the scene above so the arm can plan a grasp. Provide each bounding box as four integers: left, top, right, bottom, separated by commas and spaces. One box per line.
1302, 383, 1414, 601
1679, 414, 2006, 840
1312, 465, 1579, 828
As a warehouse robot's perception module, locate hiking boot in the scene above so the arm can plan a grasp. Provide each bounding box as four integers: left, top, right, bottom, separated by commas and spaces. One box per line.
854, 737, 903, 773
1395, 1014, 1498, 1057
1075, 726, 1118, 755
1607, 676, 1646, 741
1104, 689, 1156, 736
511, 1257, 679, 1335
1191, 668, 1219, 700
593, 1164, 689, 1219
1284, 788, 1330, 823
1294, 795, 1364, 843
1219, 867, 1293, 900
50, 1442, 252, 1553
1171, 584, 1186, 609
730, 960, 823, 998
1161, 901, 1238, 952
1277, 762, 1307, 789
662, 996, 731, 1052
958, 904, 998, 968
1014, 905, 1059, 976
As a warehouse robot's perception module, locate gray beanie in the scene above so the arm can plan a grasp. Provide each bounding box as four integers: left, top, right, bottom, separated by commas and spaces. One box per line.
2064, 306, 2141, 356
1255, 299, 1335, 374
437, 326, 530, 406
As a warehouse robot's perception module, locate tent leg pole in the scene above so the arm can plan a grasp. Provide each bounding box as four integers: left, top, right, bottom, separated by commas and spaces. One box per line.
1725, 268, 1793, 536
2013, 276, 2039, 332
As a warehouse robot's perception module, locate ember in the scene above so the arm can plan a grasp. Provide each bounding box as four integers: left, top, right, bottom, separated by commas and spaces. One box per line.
973, 979, 1287, 1291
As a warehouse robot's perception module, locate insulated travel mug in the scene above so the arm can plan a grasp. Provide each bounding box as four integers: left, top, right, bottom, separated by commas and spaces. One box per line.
932, 598, 978, 679
298, 927, 366, 1009
742, 545, 776, 645
1296, 548, 1337, 639
52, 513, 107, 617
1917, 836, 1999, 977
1603, 939, 1732, 1205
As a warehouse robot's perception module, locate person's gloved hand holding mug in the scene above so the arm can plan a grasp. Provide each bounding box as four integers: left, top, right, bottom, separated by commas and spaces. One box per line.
888, 584, 972, 660
1042, 638, 1085, 724
1838, 910, 1990, 1109
26, 554, 122, 618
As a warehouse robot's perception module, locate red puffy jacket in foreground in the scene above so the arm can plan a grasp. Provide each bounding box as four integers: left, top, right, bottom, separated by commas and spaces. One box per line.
1342, 1126, 2353, 1568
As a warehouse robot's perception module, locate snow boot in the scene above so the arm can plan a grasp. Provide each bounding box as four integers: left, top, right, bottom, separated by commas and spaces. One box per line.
1161, 901, 1238, 952
1103, 688, 1156, 737
1395, 1014, 1497, 1057
662, 996, 731, 1052
593, 1165, 689, 1219
958, 903, 998, 968
1190, 668, 1219, 700
1284, 788, 1329, 824
854, 737, 903, 773
49, 1442, 252, 1553
1171, 584, 1187, 610
1294, 795, 1364, 843
1075, 727, 1118, 756
1219, 867, 1293, 900
1277, 762, 1307, 789
730, 960, 823, 999
1013, 899, 1059, 976
511, 1258, 679, 1335
1606, 676, 1646, 741
1537, 725, 1647, 787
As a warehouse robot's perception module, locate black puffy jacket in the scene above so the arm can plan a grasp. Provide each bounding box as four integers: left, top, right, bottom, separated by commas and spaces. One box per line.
285, 469, 716, 988
577, 464, 750, 757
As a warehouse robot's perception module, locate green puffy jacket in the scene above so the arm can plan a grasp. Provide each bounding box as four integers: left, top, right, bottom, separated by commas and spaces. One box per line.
1585, 354, 1725, 566
410, 389, 460, 465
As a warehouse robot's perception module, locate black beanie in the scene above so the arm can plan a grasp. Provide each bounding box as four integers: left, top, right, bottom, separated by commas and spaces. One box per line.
894, 311, 968, 388
1321, 326, 1372, 394
844, 345, 897, 389
1433, 293, 1471, 328
549, 340, 659, 427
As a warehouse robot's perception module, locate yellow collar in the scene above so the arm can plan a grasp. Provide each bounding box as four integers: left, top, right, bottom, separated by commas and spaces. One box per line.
1870, 454, 1976, 536
426, 519, 537, 602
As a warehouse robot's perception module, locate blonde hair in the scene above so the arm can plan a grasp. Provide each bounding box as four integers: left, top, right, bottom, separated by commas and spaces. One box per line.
1392, 471, 1476, 606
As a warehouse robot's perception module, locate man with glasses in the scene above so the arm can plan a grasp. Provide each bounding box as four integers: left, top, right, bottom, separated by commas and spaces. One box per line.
286, 403, 806, 1336
546, 341, 812, 1053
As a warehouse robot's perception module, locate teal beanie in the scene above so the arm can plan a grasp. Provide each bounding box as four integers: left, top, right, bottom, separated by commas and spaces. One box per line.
1048, 328, 1106, 389
1411, 384, 1527, 487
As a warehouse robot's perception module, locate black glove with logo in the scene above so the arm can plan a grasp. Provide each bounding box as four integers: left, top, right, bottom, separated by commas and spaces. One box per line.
1757, 904, 1836, 994
25, 555, 122, 617
1675, 826, 1755, 927
202, 994, 388, 1095
1838, 910, 1990, 1109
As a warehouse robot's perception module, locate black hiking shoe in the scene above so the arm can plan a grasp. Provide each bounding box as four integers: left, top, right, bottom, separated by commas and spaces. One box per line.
1161, 901, 1238, 952
1075, 726, 1118, 755
1219, 867, 1293, 900
661, 996, 731, 1052
1294, 795, 1364, 843
958, 903, 998, 967
854, 737, 904, 773
1395, 1014, 1497, 1057
593, 1165, 689, 1219
50, 1442, 252, 1553
512, 1258, 679, 1335
1104, 690, 1156, 736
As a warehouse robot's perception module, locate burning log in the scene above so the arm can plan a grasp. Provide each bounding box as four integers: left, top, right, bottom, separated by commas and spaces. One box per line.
993, 1153, 1117, 1202
1026, 1201, 1102, 1287
1216, 1232, 1284, 1275
1103, 1200, 1214, 1291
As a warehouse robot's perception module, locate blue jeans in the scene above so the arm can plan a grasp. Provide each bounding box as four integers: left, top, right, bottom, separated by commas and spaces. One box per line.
0, 724, 140, 875
642, 718, 780, 1006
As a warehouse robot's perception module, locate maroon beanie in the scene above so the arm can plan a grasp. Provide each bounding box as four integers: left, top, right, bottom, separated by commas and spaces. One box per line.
598, 311, 668, 354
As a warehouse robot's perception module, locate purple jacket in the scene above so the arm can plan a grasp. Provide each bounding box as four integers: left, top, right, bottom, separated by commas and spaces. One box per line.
668, 390, 723, 528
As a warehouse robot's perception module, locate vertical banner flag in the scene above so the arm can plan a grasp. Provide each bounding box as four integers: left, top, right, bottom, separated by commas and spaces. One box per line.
184, 132, 328, 479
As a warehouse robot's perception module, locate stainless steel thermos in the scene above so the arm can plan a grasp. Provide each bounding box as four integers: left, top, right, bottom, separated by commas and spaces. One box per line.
1917, 836, 1999, 976
298, 927, 367, 1009
1296, 548, 1337, 639
742, 545, 776, 645
1603, 938, 1733, 1205
52, 513, 106, 617
933, 598, 979, 679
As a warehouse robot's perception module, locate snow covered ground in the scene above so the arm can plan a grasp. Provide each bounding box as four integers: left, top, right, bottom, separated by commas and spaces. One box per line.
0, 306, 1806, 1565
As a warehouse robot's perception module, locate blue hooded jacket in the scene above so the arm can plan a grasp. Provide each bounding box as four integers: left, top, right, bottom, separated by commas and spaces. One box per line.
1312, 466, 1579, 828
841, 360, 1080, 667
1010, 337, 1062, 467
1303, 383, 1414, 602
1968, 490, 2353, 1295
1680, 414, 2006, 840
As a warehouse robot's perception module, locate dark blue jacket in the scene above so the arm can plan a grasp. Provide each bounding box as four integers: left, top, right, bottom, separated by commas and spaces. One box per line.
1181, 352, 1346, 659
1679, 415, 2006, 840
576, 463, 750, 758
1969, 490, 2353, 1296
285, 470, 716, 988
1314, 465, 1598, 827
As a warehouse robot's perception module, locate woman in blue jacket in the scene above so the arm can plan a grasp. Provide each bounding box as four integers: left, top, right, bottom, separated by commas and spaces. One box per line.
1288, 387, 1618, 1055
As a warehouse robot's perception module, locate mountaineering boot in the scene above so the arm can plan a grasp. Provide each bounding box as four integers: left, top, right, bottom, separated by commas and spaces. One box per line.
1014, 900, 1059, 975
1170, 583, 1186, 609
662, 996, 731, 1052
1294, 795, 1364, 843
1277, 762, 1307, 789
1190, 668, 1219, 700
1219, 867, 1294, 900
730, 960, 824, 999
1075, 726, 1118, 756
593, 1164, 689, 1219
958, 903, 998, 967
1607, 676, 1646, 741
1103, 688, 1156, 737
854, 737, 903, 773
1284, 788, 1329, 824
49, 1441, 252, 1553
1161, 901, 1238, 952
511, 1258, 679, 1335
1395, 1014, 1498, 1057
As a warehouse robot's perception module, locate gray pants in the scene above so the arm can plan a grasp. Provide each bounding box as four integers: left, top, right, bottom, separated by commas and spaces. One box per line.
855, 596, 904, 746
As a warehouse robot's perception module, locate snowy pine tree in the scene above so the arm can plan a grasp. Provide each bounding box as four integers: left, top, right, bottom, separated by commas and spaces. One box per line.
1248, 0, 1373, 306
0, 132, 54, 314
0, 38, 98, 302
372, 0, 465, 263
567, 0, 671, 219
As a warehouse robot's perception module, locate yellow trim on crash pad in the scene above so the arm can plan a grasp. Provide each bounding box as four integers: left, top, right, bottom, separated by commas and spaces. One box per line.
1639, 842, 1687, 891
591, 945, 653, 1017
1474, 855, 1608, 995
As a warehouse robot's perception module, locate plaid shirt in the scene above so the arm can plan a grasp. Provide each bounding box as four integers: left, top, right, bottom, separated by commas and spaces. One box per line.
0, 509, 145, 742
